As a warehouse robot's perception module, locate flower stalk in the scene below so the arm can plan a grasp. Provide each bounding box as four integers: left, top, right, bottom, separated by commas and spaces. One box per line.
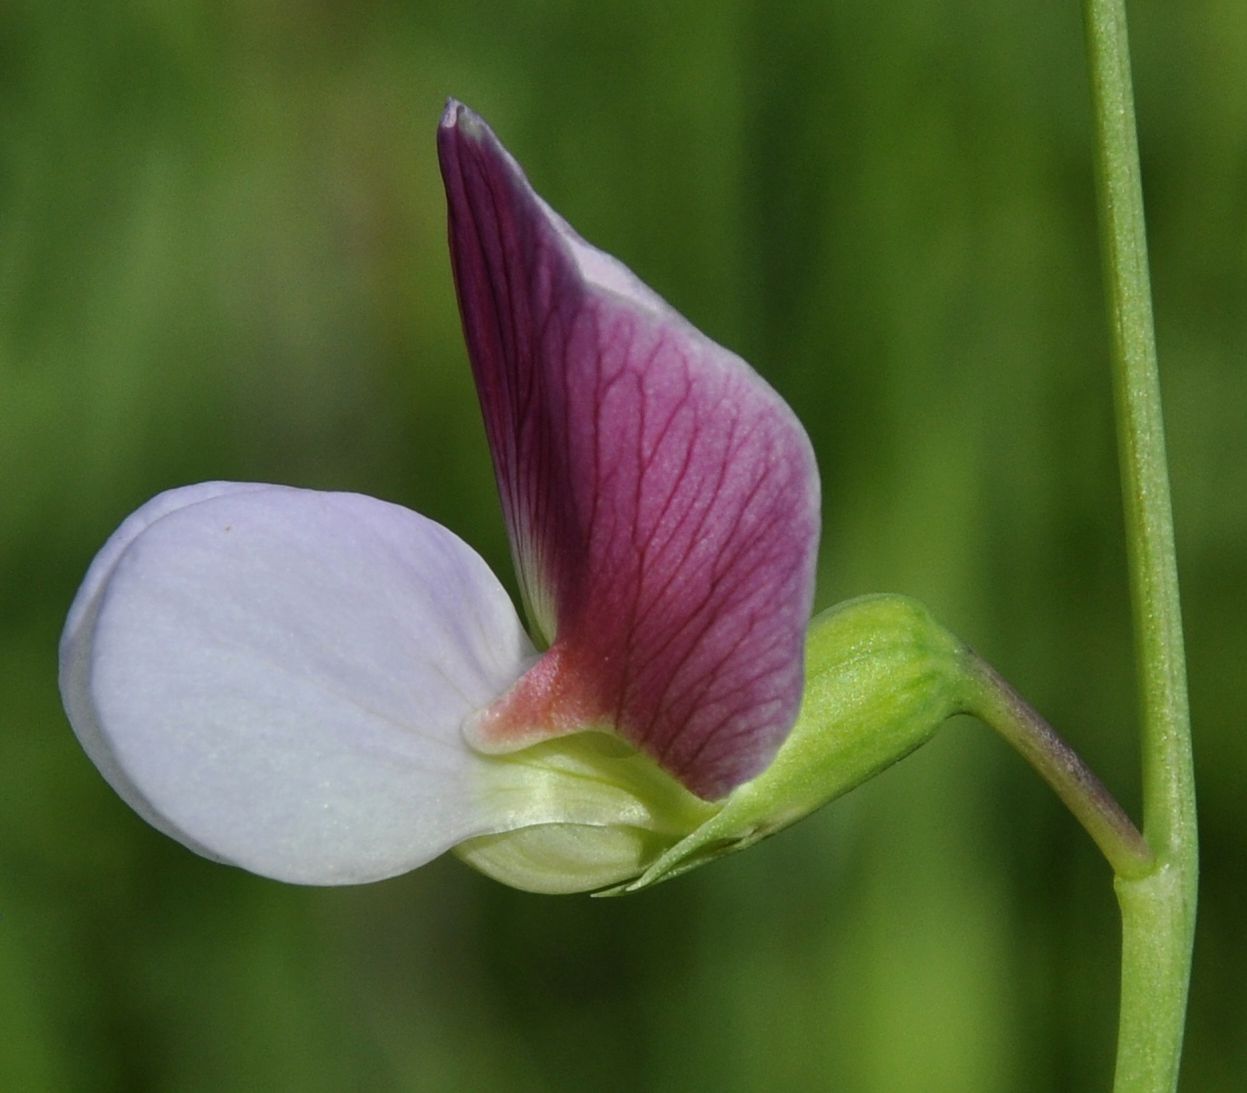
958, 654, 1152, 880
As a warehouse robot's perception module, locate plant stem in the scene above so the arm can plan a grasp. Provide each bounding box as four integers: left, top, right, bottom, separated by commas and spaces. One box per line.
1081, 1, 1198, 1089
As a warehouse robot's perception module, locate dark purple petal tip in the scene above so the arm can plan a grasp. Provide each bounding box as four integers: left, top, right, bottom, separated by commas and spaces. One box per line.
439, 102, 820, 799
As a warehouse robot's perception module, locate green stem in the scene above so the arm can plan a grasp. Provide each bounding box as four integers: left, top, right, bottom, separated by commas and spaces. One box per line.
1082, 1, 1198, 1090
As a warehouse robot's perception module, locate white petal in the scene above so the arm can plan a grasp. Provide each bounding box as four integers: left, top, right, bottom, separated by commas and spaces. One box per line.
60, 483, 537, 884
61, 481, 268, 852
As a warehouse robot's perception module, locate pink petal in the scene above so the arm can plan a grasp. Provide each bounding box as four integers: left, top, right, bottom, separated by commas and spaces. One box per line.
438, 102, 820, 799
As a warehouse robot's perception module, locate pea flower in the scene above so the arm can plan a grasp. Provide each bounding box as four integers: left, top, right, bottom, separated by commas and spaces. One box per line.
61, 103, 970, 893
57, 102, 816, 886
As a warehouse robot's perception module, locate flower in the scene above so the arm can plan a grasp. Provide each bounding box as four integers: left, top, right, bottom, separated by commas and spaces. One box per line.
59, 101, 823, 892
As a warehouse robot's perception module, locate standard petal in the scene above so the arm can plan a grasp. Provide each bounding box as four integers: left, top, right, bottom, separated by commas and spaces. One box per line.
60, 484, 539, 884
439, 102, 821, 799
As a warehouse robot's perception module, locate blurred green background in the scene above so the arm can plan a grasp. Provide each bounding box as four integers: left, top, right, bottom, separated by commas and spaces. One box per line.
2, 2, 1243, 1090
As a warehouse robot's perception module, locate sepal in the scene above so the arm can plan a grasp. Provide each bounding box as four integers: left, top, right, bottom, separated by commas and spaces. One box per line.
612, 595, 969, 892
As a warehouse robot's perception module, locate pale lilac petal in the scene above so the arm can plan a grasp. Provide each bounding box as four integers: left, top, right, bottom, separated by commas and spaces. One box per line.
61, 481, 269, 852
439, 103, 821, 799
60, 484, 539, 884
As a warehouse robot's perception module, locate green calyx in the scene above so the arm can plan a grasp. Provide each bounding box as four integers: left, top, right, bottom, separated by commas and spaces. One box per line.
455, 594, 969, 895
615, 594, 969, 892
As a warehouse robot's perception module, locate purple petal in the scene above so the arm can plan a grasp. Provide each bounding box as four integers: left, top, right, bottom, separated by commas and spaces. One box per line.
438, 102, 820, 799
